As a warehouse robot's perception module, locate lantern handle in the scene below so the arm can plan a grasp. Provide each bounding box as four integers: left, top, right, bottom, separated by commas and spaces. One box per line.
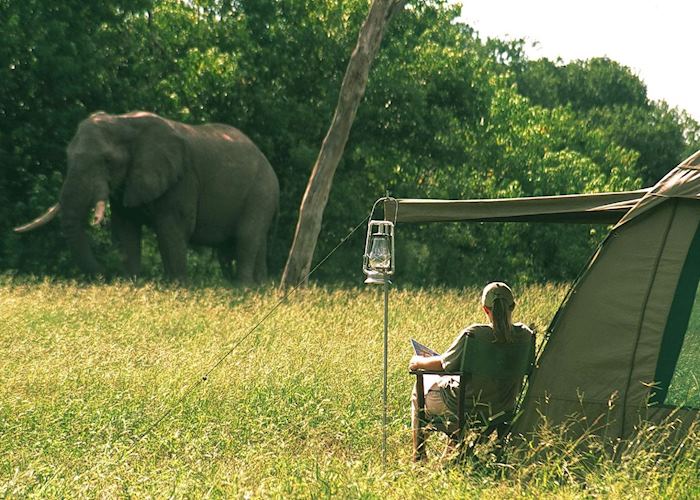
368, 196, 399, 224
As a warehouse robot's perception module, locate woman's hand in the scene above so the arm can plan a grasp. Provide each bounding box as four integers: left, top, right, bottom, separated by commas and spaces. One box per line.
408, 355, 422, 371
409, 355, 443, 371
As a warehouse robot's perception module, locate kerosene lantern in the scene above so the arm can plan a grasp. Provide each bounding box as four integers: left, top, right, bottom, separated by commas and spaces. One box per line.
362, 220, 395, 285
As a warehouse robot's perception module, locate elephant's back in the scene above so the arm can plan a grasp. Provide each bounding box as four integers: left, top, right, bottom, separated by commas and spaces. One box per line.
190, 123, 277, 187
187, 123, 278, 244
193, 123, 256, 147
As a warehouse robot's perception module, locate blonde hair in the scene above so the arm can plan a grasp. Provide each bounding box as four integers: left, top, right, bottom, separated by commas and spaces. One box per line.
491, 296, 515, 343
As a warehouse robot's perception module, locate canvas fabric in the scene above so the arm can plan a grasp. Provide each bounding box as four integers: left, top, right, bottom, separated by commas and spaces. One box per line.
384, 190, 648, 224
514, 202, 678, 436
514, 199, 700, 438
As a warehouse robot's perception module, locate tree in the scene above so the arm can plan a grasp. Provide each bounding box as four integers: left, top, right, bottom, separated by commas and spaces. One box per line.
279, 0, 407, 288
516, 57, 648, 111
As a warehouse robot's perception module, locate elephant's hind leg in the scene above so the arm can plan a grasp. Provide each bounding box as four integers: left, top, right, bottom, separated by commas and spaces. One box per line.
253, 238, 268, 284
234, 201, 274, 285
234, 225, 266, 285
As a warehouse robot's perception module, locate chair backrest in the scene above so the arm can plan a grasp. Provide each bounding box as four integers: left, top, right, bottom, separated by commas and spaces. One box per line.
460, 334, 534, 379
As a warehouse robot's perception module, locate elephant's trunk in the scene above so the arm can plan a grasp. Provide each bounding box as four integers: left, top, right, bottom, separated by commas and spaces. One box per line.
59, 176, 109, 276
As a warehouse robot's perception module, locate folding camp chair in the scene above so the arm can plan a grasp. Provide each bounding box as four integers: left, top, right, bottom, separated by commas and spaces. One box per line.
410, 333, 535, 461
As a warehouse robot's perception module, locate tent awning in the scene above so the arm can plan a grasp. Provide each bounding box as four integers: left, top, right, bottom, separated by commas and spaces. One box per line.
615, 150, 700, 226
384, 189, 650, 224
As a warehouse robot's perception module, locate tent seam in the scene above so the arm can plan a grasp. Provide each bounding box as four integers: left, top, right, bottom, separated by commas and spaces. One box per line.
619, 199, 678, 438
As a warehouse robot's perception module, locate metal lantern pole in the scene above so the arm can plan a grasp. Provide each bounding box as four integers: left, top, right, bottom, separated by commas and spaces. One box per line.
362, 198, 397, 468
382, 276, 389, 468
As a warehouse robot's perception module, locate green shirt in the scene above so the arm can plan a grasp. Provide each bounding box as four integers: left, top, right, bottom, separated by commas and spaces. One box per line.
437, 323, 534, 420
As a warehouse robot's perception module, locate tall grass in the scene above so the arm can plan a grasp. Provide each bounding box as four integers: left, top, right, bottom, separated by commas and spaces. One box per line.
667, 281, 700, 407
1, 279, 697, 497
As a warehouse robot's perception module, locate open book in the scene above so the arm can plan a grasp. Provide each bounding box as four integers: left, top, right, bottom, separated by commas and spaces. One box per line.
411, 338, 439, 357
410, 339, 446, 394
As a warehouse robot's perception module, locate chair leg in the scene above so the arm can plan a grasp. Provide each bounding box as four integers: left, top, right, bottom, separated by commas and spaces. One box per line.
412, 375, 428, 462
413, 428, 427, 462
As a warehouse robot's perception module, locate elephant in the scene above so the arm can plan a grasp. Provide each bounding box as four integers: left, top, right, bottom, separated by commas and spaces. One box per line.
15, 111, 279, 284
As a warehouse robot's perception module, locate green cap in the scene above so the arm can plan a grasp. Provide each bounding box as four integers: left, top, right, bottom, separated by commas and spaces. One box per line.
481, 282, 515, 308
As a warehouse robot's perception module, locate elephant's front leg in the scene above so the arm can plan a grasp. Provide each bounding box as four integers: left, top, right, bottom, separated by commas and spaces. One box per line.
112, 212, 142, 277
154, 216, 189, 283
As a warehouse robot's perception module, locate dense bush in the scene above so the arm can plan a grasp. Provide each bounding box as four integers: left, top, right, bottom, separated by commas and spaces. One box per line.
2, 0, 699, 285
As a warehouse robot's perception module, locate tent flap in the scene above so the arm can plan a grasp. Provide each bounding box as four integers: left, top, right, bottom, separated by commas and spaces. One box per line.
385, 190, 650, 224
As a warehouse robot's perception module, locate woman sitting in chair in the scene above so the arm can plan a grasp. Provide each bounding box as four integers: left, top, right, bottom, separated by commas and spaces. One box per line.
408, 282, 534, 461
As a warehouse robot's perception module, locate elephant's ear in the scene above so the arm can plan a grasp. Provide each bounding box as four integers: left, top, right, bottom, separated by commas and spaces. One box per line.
123, 127, 185, 207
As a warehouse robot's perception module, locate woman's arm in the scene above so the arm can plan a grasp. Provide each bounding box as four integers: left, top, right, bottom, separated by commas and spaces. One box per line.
408, 355, 444, 371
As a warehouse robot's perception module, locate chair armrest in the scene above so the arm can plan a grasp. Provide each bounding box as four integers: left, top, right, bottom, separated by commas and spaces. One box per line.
409, 369, 460, 375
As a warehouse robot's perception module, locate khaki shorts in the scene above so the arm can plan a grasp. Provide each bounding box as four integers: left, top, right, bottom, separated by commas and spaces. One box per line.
411, 382, 459, 435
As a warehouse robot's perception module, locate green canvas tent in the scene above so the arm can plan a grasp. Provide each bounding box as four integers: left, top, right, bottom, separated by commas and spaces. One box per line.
386, 150, 700, 439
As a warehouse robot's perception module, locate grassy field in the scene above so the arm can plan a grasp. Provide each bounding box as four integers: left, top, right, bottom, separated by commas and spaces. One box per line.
667, 282, 700, 408
1, 279, 698, 498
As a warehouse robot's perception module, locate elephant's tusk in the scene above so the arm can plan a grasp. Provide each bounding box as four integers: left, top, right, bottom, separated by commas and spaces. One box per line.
91, 200, 106, 227
14, 203, 61, 233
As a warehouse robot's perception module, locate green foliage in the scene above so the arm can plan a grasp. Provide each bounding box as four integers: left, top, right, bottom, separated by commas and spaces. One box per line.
586, 103, 691, 183
1, 281, 698, 496
1, 0, 698, 285
517, 57, 648, 111
514, 56, 697, 184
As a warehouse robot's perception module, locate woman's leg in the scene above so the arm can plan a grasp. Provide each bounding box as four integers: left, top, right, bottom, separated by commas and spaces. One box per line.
411, 382, 454, 461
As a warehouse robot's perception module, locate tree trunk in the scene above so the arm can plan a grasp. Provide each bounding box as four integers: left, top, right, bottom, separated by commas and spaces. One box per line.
280, 0, 406, 288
